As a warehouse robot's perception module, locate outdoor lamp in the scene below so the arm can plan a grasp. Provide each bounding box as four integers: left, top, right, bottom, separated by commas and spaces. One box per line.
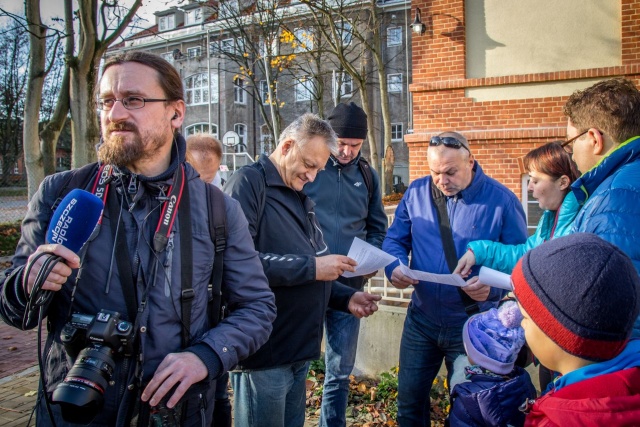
411, 7, 426, 35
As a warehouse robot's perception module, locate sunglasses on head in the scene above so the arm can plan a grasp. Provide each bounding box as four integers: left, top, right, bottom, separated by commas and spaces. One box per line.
429, 136, 470, 152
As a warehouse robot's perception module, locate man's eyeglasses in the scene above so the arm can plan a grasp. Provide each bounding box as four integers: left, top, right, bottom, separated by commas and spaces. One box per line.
96, 96, 169, 111
561, 130, 588, 153
429, 136, 470, 153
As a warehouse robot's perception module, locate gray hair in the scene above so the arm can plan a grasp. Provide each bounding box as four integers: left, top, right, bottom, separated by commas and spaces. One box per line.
279, 113, 338, 155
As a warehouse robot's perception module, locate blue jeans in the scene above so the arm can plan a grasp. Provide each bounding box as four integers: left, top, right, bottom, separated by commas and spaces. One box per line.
230, 361, 310, 427
320, 308, 361, 427
397, 304, 465, 427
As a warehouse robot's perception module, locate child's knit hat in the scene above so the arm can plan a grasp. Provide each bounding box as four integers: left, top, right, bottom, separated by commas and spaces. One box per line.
462, 301, 526, 375
512, 233, 640, 361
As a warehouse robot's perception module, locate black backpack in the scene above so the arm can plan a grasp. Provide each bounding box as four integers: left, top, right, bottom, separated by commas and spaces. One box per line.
52, 163, 228, 328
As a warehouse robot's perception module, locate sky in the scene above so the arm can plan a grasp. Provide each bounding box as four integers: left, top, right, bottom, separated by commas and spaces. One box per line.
0, 0, 183, 36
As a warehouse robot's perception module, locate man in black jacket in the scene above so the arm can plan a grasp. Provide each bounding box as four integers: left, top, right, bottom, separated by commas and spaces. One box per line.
305, 103, 388, 427
224, 113, 381, 427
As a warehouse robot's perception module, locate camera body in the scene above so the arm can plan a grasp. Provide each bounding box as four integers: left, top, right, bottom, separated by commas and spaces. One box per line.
52, 310, 135, 424
61, 310, 135, 360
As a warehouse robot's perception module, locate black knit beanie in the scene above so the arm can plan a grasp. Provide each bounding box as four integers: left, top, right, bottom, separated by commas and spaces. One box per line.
512, 233, 640, 361
327, 102, 368, 139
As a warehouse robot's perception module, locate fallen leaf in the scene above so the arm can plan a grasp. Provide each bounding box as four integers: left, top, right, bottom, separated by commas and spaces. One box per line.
24, 390, 37, 397
8, 346, 17, 351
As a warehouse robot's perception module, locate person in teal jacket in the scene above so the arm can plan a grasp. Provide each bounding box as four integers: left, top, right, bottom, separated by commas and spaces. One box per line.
454, 142, 580, 275
454, 142, 580, 392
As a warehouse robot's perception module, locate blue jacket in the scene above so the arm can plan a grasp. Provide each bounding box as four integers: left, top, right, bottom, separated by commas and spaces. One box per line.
382, 162, 527, 326
449, 366, 537, 427
304, 154, 388, 289
468, 191, 580, 273
570, 136, 640, 273
0, 137, 276, 426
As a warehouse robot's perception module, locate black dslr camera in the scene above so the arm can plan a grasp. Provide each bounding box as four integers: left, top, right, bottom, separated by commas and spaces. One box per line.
51, 310, 135, 424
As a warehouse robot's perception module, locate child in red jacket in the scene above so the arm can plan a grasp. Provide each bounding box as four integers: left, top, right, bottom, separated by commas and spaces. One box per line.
512, 233, 640, 427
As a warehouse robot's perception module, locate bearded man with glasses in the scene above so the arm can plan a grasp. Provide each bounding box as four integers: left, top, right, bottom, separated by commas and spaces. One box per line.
382, 131, 527, 426
563, 77, 640, 336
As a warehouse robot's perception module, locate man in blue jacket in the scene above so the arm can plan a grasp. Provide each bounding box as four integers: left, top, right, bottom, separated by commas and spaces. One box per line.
382, 131, 527, 426
304, 103, 388, 427
224, 113, 381, 427
563, 77, 640, 335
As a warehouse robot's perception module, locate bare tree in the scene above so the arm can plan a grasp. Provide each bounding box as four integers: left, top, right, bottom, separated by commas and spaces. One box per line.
301, 0, 396, 193
0, 23, 28, 186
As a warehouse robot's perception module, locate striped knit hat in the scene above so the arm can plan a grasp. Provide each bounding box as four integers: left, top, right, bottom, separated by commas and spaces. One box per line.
512, 233, 640, 361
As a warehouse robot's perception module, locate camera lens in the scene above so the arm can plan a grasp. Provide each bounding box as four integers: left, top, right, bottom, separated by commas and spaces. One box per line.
51, 345, 116, 424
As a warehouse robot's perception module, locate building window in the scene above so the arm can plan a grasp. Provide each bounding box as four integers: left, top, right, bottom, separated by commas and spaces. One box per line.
391, 123, 403, 141
260, 80, 274, 104
187, 47, 202, 58
186, 123, 218, 138
336, 21, 352, 47
387, 26, 402, 47
387, 73, 403, 93
185, 8, 203, 26
13, 163, 19, 174
294, 28, 314, 52
234, 123, 247, 152
185, 73, 213, 105
522, 174, 544, 236
234, 77, 246, 104
295, 77, 313, 102
333, 72, 353, 99
219, 0, 239, 19
260, 35, 279, 57
260, 124, 274, 155
158, 14, 175, 32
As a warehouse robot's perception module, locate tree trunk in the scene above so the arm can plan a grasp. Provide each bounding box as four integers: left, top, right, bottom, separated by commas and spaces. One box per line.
23, 0, 46, 198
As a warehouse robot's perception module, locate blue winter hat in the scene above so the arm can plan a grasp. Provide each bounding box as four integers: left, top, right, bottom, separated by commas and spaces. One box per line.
463, 301, 526, 375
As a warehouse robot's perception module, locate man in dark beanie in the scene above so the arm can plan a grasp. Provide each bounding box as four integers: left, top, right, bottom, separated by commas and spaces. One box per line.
512, 232, 640, 425
305, 102, 387, 427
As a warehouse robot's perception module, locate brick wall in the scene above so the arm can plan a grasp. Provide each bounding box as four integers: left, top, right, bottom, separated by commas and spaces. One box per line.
407, 0, 640, 198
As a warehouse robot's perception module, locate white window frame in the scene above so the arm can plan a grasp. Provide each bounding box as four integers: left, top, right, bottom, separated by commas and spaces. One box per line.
336, 21, 352, 47
185, 73, 214, 106
333, 72, 353, 99
234, 77, 246, 104
219, 0, 239, 19
295, 77, 313, 102
521, 174, 543, 236
234, 123, 247, 151
391, 123, 403, 141
158, 15, 175, 32
185, 8, 203, 26
294, 28, 314, 52
387, 73, 403, 93
387, 26, 402, 47
187, 47, 202, 58
161, 52, 174, 63
220, 38, 235, 54
186, 123, 219, 139
260, 35, 279, 58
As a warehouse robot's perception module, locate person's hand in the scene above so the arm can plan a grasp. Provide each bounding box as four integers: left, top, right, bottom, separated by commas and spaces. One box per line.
315, 255, 357, 281
453, 249, 476, 278
390, 265, 418, 289
141, 352, 208, 409
461, 276, 491, 301
24, 244, 80, 294
348, 292, 382, 318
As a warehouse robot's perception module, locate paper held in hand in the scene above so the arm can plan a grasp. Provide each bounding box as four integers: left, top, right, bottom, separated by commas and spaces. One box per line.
341, 238, 397, 278
478, 266, 513, 291
398, 262, 467, 287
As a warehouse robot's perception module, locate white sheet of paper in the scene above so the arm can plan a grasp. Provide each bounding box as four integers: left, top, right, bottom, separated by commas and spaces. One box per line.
479, 266, 513, 291
341, 237, 397, 278
398, 262, 467, 287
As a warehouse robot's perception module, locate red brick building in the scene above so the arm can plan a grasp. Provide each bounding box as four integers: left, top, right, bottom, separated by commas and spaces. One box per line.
406, 0, 640, 228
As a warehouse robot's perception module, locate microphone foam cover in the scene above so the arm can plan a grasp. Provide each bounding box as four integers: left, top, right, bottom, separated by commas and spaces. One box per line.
46, 189, 104, 254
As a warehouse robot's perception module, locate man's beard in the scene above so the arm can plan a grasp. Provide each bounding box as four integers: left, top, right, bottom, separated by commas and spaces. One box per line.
98, 122, 166, 168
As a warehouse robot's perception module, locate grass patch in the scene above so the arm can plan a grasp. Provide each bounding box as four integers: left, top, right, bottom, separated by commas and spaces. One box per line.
0, 187, 27, 197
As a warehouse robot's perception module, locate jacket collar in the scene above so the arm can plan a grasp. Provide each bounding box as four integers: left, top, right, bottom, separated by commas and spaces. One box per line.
328, 152, 361, 169
454, 161, 484, 202
571, 136, 640, 204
